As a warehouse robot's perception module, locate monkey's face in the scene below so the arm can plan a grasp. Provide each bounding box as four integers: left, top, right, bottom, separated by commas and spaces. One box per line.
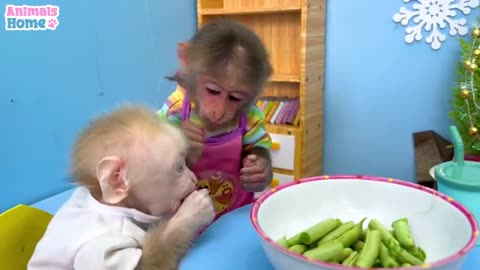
129, 132, 198, 217
193, 76, 251, 128
164, 155, 198, 215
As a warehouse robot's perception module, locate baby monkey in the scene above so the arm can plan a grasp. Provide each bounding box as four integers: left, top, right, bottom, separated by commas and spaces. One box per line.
28, 105, 215, 270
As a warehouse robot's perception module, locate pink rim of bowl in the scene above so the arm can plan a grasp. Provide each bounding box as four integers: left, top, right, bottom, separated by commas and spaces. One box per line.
250, 175, 480, 270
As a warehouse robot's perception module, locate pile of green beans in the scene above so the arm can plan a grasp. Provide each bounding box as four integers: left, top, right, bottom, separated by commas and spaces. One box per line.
276, 217, 427, 268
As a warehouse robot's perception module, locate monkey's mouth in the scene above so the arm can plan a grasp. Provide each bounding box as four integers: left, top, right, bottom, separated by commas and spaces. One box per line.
179, 192, 190, 204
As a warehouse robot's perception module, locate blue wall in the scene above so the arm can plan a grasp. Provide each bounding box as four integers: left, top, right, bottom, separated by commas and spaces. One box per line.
323, 1, 480, 181
1, 0, 479, 212
0, 0, 196, 211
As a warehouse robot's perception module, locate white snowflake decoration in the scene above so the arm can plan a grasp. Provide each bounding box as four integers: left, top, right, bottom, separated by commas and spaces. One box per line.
393, 0, 480, 50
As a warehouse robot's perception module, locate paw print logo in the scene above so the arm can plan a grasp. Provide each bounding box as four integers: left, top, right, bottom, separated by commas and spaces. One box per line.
47, 18, 59, 30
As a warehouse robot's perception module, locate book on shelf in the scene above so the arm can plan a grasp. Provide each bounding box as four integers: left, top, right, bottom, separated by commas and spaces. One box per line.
256, 96, 300, 126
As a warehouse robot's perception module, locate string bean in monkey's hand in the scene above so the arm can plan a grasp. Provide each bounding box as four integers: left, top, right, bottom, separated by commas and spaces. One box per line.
275, 217, 427, 268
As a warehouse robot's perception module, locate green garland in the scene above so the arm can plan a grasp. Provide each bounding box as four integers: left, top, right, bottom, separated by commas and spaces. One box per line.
449, 26, 480, 155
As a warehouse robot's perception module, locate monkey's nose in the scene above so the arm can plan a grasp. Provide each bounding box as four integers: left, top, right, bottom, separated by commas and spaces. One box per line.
190, 177, 198, 184
212, 111, 225, 122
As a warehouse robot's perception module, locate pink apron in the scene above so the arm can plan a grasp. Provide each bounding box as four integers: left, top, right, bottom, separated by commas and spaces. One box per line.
181, 97, 254, 220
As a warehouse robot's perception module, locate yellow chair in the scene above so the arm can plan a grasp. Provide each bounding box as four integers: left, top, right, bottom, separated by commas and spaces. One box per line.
0, 204, 53, 270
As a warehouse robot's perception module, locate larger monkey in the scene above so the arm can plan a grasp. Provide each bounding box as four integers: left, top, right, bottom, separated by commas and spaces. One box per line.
157, 18, 274, 219
28, 105, 215, 270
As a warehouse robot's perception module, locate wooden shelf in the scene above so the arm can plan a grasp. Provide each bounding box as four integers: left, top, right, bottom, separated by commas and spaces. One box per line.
201, 6, 301, 16
269, 74, 300, 83
266, 123, 301, 135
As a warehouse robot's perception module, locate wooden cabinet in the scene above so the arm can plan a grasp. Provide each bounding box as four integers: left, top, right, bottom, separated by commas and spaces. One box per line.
196, 0, 326, 190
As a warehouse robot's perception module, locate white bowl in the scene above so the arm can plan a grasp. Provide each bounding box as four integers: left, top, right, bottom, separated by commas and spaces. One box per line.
250, 175, 479, 270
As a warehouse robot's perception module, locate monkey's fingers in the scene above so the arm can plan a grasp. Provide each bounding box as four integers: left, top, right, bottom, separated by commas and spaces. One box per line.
240, 165, 263, 175
242, 159, 256, 168
240, 173, 265, 184
186, 132, 206, 145
182, 121, 206, 136
244, 154, 258, 162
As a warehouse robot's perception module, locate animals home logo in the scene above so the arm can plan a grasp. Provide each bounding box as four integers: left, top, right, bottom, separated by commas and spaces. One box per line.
4, 4, 60, 31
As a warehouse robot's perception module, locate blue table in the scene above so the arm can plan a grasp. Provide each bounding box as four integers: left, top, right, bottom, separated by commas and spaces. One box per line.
31, 188, 480, 270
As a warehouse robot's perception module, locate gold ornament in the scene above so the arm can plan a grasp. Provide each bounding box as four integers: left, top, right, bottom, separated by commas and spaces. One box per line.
469, 63, 478, 72
469, 127, 478, 136
461, 89, 471, 99
475, 49, 480, 57
473, 28, 480, 38
464, 60, 472, 69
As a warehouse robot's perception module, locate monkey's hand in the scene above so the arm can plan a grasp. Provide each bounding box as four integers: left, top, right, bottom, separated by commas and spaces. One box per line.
135, 190, 214, 270
240, 153, 273, 192
170, 189, 215, 233
180, 120, 205, 167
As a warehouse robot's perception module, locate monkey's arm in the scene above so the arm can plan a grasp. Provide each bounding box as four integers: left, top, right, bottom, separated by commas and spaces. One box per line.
136, 221, 197, 270
241, 106, 273, 189
241, 105, 272, 164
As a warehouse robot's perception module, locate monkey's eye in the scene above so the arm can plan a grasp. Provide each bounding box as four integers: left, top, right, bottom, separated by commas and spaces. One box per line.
176, 162, 185, 174
206, 87, 221, 95
229, 95, 242, 102
204, 82, 221, 95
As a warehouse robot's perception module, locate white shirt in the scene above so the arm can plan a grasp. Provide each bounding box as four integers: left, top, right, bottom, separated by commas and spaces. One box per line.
28, 187, 161, 270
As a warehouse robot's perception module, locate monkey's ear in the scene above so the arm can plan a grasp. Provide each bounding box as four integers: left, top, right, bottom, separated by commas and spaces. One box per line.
96, 156, 129, 204
177, 42, 191, 68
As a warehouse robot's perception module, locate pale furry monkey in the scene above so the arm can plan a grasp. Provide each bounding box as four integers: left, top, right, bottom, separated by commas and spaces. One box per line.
28, 105, 215, 270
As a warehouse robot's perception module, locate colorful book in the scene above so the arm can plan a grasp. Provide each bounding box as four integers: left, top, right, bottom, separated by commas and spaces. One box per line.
276, 98, 290, 124
271, 100, 284, 124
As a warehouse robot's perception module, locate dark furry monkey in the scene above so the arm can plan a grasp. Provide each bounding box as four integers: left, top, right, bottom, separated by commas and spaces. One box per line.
159, 18, 274, 218
28, 105, 215, 270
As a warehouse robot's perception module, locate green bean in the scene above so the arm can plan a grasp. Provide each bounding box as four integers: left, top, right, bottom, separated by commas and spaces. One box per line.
407, 246, 427, 262
288, 244, 308, 254
278, 216, 427, 267
352, 240, 365, 251
309, 241, 319, 250
373, 258, 382, 267
392, 218, 415, 249
335, 248, 353, 263
368, 219, 400, 246
286, 233, 302, 246
317, 221, 355, 246
299, 218, 342, 245
355, 229, 381, 268
334, 217, 367, 248
379, 242, 399, 267
361, 229, 368, 240
386, 239, 423, 265
341, 250, 359, 266
303, 241, 344, 262
276, 236, 289, 248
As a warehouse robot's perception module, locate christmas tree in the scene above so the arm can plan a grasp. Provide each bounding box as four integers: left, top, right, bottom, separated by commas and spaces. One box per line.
450, 26, 480, 156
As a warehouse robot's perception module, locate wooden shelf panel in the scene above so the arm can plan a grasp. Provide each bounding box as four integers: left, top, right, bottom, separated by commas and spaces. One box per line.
266, 123, 301, 135
201, 12, 301, 78
273, 167, 294, 175
269, 74, 300, 83
262, 82, 299, 98
198, 0, 302, 10
201, 6, 301, 15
